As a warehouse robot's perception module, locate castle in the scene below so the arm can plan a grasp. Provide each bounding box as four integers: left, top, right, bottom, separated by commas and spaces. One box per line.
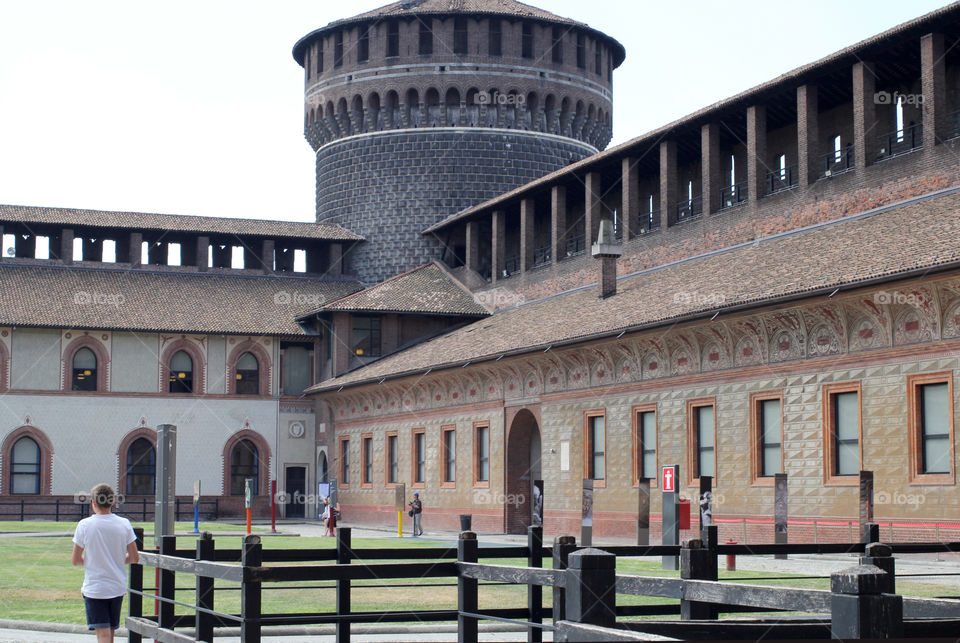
2, 0, 960, 542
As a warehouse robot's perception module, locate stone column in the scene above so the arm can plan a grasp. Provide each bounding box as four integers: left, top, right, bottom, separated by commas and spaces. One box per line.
701, 123, 720, 215
551, 185, 567, 263
585, 171, 602, 245
328, 243, 342, 277
853, 61, 878, 169
128, 232, 142, 267
797, 84, 819, 186
659, 140, 677, 228
261, 239, 275, 273
747, 104, 768, 201
491, 210, 505, 283
921, 32, 946, 151
621, 157, 639, 241
465, 220, 480, 272
520, 198, 535, 273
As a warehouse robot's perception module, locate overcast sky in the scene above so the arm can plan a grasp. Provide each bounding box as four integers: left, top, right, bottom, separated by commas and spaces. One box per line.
0, 1, 950, 222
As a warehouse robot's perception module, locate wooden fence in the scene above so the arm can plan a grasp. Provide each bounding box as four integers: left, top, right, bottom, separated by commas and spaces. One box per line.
125, 524, 960, 642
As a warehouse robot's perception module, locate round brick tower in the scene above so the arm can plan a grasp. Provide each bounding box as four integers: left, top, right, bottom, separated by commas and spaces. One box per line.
293, 0, 625, 284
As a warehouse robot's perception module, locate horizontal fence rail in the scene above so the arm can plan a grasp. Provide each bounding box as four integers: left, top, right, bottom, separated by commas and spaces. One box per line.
124, 524, 960, 643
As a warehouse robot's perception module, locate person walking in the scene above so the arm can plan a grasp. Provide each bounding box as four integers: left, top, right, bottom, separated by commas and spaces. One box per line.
409, 492, 423, 536
71, 484, 139, 643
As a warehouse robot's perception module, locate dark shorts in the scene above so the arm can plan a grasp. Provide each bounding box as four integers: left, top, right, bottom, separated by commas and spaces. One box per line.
83, 594, 124, 630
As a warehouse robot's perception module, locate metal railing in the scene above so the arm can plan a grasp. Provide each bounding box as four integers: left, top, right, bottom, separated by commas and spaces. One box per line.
767, 164, 798, 194
719, 181, 748, 209
636, 210, 661, 234
821, 147, 855, 177
533, 244, 551, 268
944, 108, 960, 141
565, 233, 586, 257
676, 196, 702, 223
876, 123, 922, 161
0, 497, 219, 522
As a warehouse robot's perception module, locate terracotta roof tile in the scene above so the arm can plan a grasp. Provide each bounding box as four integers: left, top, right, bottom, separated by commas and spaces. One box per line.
0, 204, 362, 241
303, 261, 490, 317
312, 186, 960, 391
0, 264, 363, 335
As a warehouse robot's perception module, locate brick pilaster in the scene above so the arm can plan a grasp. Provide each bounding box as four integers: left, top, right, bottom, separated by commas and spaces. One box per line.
585, 171, 602, 245
261, 239, 275, 274
797, 84, 819, 187
921, 32, 946, 152
747, 104, 768, 201
465, 220, 480, 272
659, 140, 677, 228
328, 243, 343, 277
195, 236, 209, 271
621, 157, 639, 240
128, 232, 141, 267
520, 198, 535, 273
701, 123, 720, 215
853, 61, 878, 169
551, 185, 567, 263
491, 210, 505, 282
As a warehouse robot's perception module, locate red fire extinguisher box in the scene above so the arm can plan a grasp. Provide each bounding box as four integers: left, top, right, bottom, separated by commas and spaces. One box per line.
678, 498, 691, 529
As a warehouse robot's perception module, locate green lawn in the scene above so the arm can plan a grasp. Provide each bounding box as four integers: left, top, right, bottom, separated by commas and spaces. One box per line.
0, 524, 954, 625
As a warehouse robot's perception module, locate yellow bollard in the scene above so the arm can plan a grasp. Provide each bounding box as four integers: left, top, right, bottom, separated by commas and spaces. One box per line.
398, 510, 403, 537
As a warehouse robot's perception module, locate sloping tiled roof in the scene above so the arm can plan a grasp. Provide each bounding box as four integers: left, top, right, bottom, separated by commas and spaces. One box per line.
311, 186, 960, 391
302, 261, 490, 317
0, 264, 363, 335
293, 0, 626, 66
424, 1, 960, 233
0, 204, 362, 241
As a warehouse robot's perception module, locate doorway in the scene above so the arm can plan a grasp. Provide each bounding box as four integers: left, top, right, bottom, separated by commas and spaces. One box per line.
505, 408, 542, 534
285, 466, 306, 518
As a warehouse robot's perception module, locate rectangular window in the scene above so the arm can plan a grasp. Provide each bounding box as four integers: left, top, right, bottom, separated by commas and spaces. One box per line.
474, 422, 489, 485
305, 49, 311, 79
551, 26, 563, 64
357, 25, 369, 63
522, 23, 534, 59
454, 18, 468, 55
317, 43, 323, 74
576, 33, 585, 69
908, 372, 955, 483
750, 391, 783, 484
687, 398, 716, 483
351, 315, 381, 357
361, 434, 373, 487
334, 31, 344, 68
280, 341, 314, 396
386, 431, 399, 485
419, 18, 433, 55
822, 382, 861, 484
339, 437, 350, 487
584, 410, 605, 484
412, 428, 426, 486
441, 425, 456, 486
386, 20, 400, 57
594, 44, 601, 75
488, 19, 502, 56
631, 404, 657, 486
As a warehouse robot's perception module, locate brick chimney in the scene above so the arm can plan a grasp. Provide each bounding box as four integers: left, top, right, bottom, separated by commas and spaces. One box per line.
591, 219, 622, 299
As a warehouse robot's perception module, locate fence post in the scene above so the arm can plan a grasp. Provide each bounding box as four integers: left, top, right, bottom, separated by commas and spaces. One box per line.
55, 498, 60, 522
862, 522, 880, 545
336, 526, 352, 643
458, 531, 479, 643
241, 534, 262, 642
564, 548, 616, 629
681, 535, 718, 620
527, 525, 543, 643
195, 532, 215, 642
860, 542, 896, 594
552, 535, 576, 625
128, 527, 144, 643
830, 564, 902, 639
158, 535, 176, 633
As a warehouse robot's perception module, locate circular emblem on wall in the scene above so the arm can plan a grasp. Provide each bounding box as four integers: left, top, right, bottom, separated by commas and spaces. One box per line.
289, 421, 306, 439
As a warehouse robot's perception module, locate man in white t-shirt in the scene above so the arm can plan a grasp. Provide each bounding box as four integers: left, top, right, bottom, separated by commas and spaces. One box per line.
72, 483, 139, 643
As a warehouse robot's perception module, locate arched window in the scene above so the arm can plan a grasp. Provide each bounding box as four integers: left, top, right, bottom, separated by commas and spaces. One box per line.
169, 350, 193, 393
235, 352, 259, 395
230, 439, 259, 495
125, 438, 156, 495
10, 436, 40, 494
72, 347, 97, 391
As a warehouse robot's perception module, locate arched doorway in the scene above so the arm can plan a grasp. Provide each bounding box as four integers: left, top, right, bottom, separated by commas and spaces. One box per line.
318, 451, 328, 483
505, 408, 542, 534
